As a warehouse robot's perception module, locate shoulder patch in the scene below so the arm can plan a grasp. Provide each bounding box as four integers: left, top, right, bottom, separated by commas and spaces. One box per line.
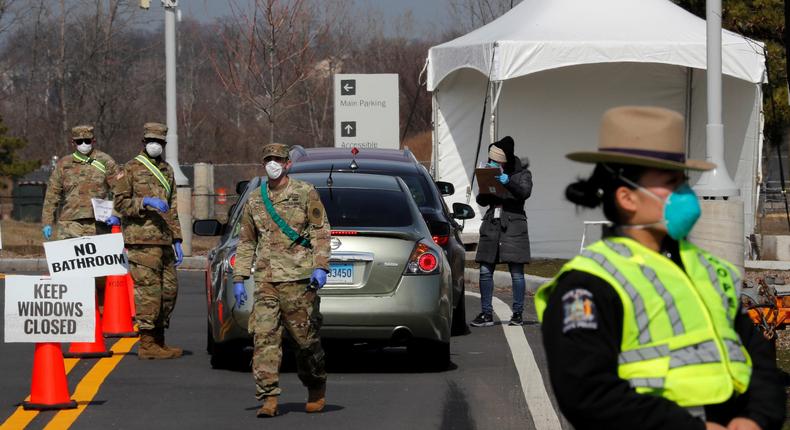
562, 288, 597, 333
308, 200, 325, 227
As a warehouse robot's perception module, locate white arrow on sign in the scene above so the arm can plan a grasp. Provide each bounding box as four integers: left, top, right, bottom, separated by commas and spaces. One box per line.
344, 123, 354, 133
343, 83, 354, 92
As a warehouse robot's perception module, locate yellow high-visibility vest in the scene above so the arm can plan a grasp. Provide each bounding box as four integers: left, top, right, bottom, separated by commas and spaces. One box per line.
535, 237, 751, 407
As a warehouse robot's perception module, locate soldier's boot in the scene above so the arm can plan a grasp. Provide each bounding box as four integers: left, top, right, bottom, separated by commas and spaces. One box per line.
256, 396, 278, 418
137, 330, 179, 360
154, 326, 183, 357
305, 383, 326, 413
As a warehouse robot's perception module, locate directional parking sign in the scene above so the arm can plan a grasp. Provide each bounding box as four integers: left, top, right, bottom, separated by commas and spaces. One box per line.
341, 121, 356, 137
334, 74, 399, 150
340, 79, 356, 96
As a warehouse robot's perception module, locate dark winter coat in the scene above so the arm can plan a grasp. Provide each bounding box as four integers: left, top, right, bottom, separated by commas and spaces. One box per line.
474, 156, 533, 264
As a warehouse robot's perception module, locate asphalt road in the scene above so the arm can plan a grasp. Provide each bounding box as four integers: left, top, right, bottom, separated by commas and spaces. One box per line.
0, 271, 568, 430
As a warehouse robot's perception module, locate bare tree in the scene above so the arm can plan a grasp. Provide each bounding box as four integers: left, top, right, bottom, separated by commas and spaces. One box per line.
211, 0, 335, 144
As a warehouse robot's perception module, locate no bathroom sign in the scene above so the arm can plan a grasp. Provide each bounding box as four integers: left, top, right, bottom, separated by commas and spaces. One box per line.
43, 233, 129, 278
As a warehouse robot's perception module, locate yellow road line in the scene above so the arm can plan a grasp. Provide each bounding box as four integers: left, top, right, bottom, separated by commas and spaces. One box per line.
43, 337, 138, 430
0, 357, 80, 430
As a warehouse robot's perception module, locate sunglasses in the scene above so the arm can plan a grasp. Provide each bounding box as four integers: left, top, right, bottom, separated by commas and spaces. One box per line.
74, 139, 92, 145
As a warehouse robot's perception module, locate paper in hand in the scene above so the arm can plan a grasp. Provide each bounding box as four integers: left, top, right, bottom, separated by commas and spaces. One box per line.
91, 198, 114, 222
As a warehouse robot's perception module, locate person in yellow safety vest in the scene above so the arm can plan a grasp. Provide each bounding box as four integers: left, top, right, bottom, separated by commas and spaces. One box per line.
535, 106, 786, 430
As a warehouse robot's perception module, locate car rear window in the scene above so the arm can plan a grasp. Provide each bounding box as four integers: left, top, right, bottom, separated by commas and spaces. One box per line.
317, 188, 413, 227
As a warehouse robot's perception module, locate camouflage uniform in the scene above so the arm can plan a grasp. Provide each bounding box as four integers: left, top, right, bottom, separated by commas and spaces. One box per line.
41, 125, 117, 240
233, 144, 331, 400
113, 123, 182, 332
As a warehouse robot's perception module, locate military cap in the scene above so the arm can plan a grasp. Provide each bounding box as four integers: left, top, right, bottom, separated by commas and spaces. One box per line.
262, 143, 290, 159
71, 125, 94, 140
143, 122, 168, 140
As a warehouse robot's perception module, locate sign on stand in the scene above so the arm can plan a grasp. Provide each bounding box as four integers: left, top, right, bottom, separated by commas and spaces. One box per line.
334, 74, 399, 150
43, 233, 128, 278
4, 275, 95, 343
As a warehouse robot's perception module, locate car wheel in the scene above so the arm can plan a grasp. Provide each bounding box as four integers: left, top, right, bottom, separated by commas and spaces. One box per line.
451, 283, 470, 336
408, 339, 450, 371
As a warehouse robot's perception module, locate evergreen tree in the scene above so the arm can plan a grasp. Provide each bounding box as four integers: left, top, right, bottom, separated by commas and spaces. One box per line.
0, 114, 36, 180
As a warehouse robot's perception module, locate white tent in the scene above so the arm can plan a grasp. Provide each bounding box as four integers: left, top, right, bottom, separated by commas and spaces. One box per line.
427, 0, 766, 258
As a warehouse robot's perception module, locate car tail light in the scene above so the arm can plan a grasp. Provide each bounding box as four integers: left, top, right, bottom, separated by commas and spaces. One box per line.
404, 243, 440, 275
331, 230, 358, 236
432, 235, 449, 246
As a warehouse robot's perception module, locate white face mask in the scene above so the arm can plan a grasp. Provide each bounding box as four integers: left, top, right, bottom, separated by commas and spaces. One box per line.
76, 143, 93, 155
145, 142, 163, 158
265, 160, 284, 180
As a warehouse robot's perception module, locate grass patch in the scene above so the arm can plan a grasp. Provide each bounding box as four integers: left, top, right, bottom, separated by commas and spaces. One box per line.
0, 220, 219, 257
464, 258, 567, 278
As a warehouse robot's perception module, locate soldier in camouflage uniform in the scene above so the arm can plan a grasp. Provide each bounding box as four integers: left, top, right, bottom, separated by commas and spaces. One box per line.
41, 125, 121, 240
114, 122, 184, 360
233, 143, 331, 418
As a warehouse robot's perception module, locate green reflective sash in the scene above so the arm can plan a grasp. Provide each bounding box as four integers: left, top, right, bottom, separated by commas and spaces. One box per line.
72, 152, 107, 174
135, 154, 172, 199
261, 182, 311, 248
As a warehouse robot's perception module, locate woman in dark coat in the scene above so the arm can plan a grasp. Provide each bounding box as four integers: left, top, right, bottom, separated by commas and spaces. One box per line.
471, 136, 533, 327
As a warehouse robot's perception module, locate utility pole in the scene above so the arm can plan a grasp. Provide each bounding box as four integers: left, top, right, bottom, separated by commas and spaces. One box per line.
694, 0, 738, 197
689, 0, 744, 270
140, 0, 193, 256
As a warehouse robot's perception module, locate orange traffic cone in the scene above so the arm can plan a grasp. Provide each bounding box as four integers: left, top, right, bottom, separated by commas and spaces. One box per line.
22, 343, 78, 410
64, 296, 112, 358
102, 272, 137, 338
103, 225, 137, 338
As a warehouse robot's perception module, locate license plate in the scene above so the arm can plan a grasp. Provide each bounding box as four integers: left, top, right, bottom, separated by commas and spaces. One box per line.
327, 263, 353, 284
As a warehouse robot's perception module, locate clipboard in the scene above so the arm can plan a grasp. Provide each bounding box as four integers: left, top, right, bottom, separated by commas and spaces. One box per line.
475, 167, 508, 196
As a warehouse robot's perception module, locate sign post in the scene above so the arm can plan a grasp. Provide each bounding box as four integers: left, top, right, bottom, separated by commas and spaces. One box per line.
334, 74, 399, 150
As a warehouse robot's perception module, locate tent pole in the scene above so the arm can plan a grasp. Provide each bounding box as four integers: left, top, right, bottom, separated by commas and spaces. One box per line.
684, 68, 693, 156
470, 42, 498, 202
490, 82, 503, 143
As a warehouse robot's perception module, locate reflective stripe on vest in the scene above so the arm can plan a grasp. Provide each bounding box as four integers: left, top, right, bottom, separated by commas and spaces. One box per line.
581, 248, 652, 344
603, 240, 686, 336
72, 152, 107, 174
135, 154, 172, 199
535, 237, 752, 407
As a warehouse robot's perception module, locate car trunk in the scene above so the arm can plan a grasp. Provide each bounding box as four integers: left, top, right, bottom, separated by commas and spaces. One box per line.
322, 231, 418, 296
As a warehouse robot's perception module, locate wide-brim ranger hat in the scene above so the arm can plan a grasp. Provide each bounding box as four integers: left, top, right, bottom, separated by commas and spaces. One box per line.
566, 106, 715, 171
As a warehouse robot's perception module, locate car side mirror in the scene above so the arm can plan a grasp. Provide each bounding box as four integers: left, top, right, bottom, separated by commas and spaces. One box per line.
193, 219, 224, 236
235, 180, 249, 195
451, 203, 475, 220
436, 181, 454, 196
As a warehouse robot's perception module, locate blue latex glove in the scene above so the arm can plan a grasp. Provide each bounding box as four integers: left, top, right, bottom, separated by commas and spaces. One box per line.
309, 268, 328, 289
42, 225, 52, 240
105, 216, 121, 226
173, 241, 183, 267
497, 173, 510, 184
143, 196, 169, 213
233, 281, 247, 307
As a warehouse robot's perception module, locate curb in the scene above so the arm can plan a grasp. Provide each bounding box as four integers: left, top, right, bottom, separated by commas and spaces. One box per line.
745, 260, 790, 271
464, 267, 548, 295
0, 256, 208, 272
